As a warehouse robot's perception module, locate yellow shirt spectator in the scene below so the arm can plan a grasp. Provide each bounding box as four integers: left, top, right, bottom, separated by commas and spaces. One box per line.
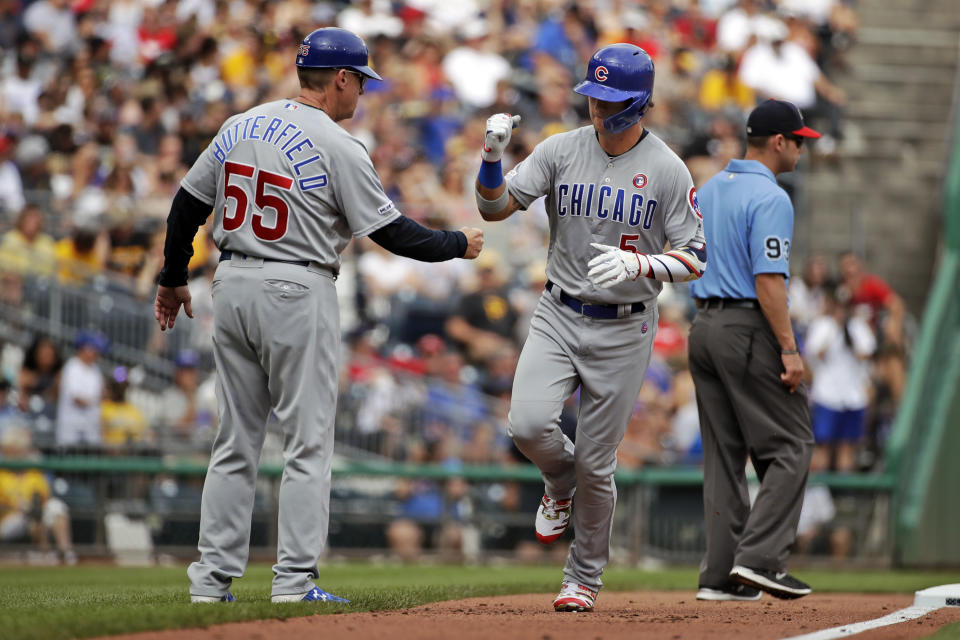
54, 230, 108, 285
0, 469, 50, 517
0, 206, 57, 277
101, 399, 150, 448
0, 229, 56, 277
699, 66, 755, 113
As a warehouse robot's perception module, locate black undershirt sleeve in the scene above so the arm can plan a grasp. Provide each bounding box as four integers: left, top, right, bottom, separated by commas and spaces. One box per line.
368, 216, 467, 262
158, 187, 214, 287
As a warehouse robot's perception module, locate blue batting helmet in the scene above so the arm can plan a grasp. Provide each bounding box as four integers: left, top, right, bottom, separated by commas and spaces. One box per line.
296, 27, 383, 81
573, 44, 654, 134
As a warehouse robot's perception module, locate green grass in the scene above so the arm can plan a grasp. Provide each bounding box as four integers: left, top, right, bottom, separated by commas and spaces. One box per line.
1, 564, 959, 640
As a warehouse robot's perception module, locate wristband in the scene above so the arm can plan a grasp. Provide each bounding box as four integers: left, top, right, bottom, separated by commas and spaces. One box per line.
477, 159, 504, 189
781, 349, 799, 355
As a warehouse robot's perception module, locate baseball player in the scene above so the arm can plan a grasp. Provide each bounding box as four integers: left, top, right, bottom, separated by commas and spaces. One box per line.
688, 99, 819, 601
476, 43, 706, 612
153, 27, 483, 604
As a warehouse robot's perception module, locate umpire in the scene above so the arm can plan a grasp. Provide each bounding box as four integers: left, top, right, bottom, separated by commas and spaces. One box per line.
689, 99, 819, 601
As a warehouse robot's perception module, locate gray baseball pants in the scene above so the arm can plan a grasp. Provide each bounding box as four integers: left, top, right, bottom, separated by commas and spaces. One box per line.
188, 257, 339, 598
509, 289, 657, 590
688, 306, 813, 588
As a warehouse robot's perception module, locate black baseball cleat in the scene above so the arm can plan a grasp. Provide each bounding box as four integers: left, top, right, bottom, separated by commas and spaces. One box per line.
696, 582, 762, 601
729, 565, 812, 599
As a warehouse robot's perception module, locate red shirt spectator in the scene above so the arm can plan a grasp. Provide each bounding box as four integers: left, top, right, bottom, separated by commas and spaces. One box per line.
839, 252, 905, 346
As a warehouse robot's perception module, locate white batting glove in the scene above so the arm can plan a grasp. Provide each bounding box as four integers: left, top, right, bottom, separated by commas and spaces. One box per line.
482, 113, 521, 162
587, 243, 646, 289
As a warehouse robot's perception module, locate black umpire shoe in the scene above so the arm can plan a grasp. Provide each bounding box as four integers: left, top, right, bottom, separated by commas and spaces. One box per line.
729, 565, 812, 599
696, 582, 762, 601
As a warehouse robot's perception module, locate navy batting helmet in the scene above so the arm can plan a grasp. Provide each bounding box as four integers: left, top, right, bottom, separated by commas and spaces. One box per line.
573, 44, 654, 134
296, 27, 383, 81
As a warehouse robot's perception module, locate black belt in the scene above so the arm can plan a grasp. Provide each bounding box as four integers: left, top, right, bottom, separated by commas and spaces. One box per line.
219, 250, 310, 267
546, 280, 646, 319
695, 297, 760, 310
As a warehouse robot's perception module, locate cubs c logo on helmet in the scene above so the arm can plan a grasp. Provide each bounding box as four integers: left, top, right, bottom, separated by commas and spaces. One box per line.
633, 174, 647, 189
689, 187, 702, 219
595, 65, 608, 82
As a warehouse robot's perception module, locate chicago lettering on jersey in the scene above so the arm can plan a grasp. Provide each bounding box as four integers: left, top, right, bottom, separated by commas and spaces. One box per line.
556, 182, 658, 230
211, 111, 326, 191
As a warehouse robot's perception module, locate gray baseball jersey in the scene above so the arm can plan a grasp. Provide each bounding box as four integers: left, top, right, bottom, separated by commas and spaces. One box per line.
185, 99, 398, 600
506, 125, 704, 303
505, 125, 702, 591
181, 99, 400, 268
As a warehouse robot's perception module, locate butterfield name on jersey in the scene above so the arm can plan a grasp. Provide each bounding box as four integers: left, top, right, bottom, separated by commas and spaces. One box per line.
210, 102, 328, 191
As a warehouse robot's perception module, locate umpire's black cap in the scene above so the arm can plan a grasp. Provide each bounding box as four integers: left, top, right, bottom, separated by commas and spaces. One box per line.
746, 99, 821, 138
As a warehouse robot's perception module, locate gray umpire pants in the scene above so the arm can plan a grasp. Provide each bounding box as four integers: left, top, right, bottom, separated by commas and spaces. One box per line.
688, 306, 813, 588
188, 256, 339, 598
508, 289, 657, 590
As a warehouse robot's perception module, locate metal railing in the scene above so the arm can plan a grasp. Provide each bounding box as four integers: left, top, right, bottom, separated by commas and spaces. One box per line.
0, 272, 195, 391
0, 456, 897, 565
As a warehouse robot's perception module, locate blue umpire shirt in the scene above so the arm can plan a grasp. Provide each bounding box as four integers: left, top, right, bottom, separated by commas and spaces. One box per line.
689, 159, 794, 300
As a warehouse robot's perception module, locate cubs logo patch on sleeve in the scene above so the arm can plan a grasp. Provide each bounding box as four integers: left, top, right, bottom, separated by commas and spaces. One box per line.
689, 187, 702, 219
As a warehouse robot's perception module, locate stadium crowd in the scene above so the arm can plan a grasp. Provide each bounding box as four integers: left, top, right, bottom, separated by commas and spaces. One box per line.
0, 0, 896, 561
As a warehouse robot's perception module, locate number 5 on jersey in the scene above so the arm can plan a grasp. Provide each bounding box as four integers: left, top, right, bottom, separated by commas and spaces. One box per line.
223, 161, 293, 241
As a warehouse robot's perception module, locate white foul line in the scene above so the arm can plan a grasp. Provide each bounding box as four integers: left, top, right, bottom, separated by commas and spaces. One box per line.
781, 605, 942, 640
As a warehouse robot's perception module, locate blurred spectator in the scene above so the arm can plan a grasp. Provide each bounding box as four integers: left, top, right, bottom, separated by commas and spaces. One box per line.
445, 250, 520, 365
795, 455, 853, 558
805, 283, 876, 472
838, 252, 905, 348
105, 205, 152, 278
668, 368, 702, 465
442, 19, 511, 109
779, 0, 860, 70
338, 0, 404, 39
865, 344, 907, 467
715, 0, 774, 55
421, 349, 489, 441
0, 204, 56, 277
739, 18, 832, 108
101, 366, 152, 451
0, 378, 27, 436
16, 336, 62, 415
789, 254, 830, 344
738, 17, 846, 140
386, 476, 470, 563
156, 349, 214, 453
56, 331, 106, 447
23, 0, 77, 56
1, 44, 43, 128
0, 270, 23, 310
54, 226, 109, 286
531, 5, 597, 73
698, 54, 755, 115
0, 425, 76, 565
0, 134, 25, 216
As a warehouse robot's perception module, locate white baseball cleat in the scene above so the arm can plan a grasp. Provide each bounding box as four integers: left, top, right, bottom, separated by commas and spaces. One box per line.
535, 494, 572, 544
696, 583, 762, 601
553, 582, 597, 612
191, 592, 236, 603
272, 586, 350, 603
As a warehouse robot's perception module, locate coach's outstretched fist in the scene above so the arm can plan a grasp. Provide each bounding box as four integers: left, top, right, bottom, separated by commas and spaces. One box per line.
460, 227, 484, 259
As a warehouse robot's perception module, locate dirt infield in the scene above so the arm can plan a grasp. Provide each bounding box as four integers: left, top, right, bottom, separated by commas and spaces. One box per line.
99, 591, 960, 640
